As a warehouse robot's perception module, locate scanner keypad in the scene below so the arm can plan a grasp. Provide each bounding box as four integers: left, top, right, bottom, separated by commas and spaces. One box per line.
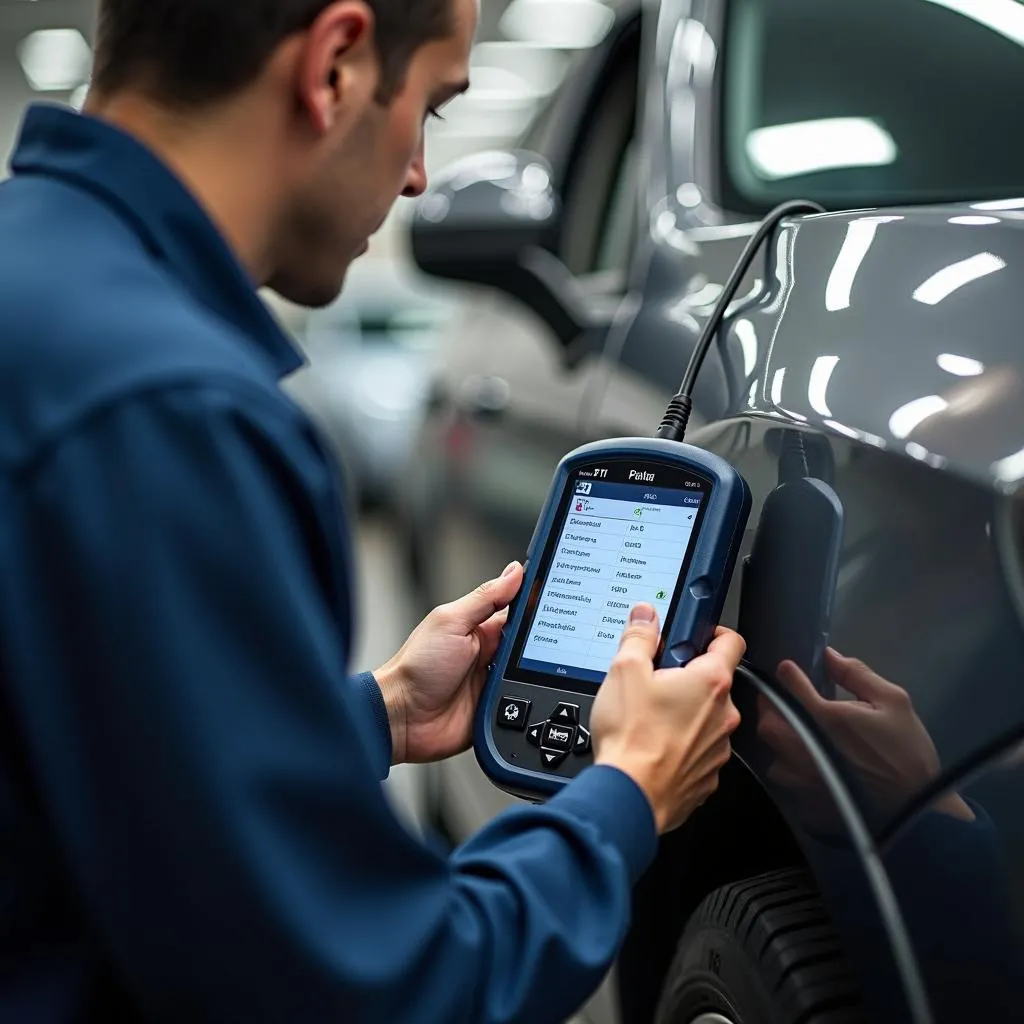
490, 684, 596, 781
528, 700, 592, 772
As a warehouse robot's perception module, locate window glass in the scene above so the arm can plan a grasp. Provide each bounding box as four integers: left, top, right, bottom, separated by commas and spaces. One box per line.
594, 139, 640, 276
720, 0, 1024, 211
559, 37, 640, 276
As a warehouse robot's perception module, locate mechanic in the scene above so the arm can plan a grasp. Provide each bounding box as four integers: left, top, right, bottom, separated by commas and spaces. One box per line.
0, 1, 744, 1021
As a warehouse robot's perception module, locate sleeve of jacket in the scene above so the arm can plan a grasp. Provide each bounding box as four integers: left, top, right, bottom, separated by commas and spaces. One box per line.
348, 670, 393, 775
4, 379, 657, 1024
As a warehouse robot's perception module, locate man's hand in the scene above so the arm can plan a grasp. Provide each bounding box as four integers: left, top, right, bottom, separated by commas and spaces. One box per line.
591, 605, 744, 833
374, 562, 525, 765
759, 649, 975, 826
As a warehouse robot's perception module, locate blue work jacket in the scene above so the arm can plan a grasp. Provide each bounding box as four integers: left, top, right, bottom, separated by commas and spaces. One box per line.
0, 104, 656, 1023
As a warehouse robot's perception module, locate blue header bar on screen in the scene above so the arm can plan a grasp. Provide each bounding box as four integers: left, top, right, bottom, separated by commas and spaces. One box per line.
572, 480, 704, 508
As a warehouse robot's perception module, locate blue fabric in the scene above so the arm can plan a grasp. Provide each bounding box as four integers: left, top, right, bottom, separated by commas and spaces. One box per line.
0, 103, 657, 1023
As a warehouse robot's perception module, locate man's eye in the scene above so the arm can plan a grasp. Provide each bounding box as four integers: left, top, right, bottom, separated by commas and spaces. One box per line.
427, 106, 446, 122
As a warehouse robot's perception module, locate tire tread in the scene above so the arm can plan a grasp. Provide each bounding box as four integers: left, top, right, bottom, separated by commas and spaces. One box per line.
660, 867, 863, 1023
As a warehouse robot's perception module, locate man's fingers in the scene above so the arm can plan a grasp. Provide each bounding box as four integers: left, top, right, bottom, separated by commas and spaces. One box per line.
705, 627, 746, 671
444, 562, 524, 630
476, 610, 507, 659
776, 660, 829, 714
614, 605, 661, 665
823, 648, 892, 705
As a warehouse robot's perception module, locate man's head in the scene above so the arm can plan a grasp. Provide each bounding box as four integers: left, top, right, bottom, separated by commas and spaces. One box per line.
89, 0, 475, 305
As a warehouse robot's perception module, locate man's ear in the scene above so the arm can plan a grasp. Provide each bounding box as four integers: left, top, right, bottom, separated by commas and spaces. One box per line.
297, 0, 378, 134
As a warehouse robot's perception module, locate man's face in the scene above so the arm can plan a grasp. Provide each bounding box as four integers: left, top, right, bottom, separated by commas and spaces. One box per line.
269, 0, 476, 307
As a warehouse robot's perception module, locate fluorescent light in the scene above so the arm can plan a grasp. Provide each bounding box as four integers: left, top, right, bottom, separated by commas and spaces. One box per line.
18, 28, 92, 92
450, 64, 537, 104
974, 196, 1024, 210
825, 217, 901, 311
912, 252, 1006, 305
889, 395, 948, 439
993, 446, 1024, 483
734, 319, 758, 377
500, 0, 615, 49
746, 118, 897, 181
949, 215, 1000, 225
937, 353, 985, 376
823, 419, 860, 440
770, 367, 786, 405
923, 0, 1024, 47
470, 42, 568, 96
808, 356, 840, 417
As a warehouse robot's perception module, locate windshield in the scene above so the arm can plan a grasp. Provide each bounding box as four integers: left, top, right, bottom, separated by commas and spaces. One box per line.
720, 0, 1024, 211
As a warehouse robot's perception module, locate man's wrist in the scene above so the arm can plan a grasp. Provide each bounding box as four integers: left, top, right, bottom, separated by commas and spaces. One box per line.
374, 661, 408, 765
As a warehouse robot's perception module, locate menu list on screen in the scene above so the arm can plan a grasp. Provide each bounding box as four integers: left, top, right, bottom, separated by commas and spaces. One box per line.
518, 475, 705, 685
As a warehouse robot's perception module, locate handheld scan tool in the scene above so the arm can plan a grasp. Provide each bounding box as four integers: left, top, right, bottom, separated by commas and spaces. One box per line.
474, 201, 824, 799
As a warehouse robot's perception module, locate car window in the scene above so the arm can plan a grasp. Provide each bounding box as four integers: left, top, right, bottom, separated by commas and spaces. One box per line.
559, 24, 641, 278
720, 0, 1024, 211
593, 138, 640, 276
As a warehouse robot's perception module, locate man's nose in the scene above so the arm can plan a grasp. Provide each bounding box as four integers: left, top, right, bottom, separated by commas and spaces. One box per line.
402, 141, 428, 198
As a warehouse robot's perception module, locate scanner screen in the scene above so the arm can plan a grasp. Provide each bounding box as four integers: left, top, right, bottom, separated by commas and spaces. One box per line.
511, 461, 710, 689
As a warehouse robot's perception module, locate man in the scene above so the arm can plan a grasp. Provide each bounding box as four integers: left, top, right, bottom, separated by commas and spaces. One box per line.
0, 1, 744, 1021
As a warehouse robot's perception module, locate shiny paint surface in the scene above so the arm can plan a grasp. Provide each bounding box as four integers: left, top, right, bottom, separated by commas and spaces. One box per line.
407, 0, 1024, 1019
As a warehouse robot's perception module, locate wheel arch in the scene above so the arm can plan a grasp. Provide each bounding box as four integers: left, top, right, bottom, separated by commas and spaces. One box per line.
618, 665, 931, 1024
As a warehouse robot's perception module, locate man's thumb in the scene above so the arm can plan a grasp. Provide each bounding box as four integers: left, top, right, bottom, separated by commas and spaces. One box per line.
616, 604, 660, 660
447, 561, 524, 629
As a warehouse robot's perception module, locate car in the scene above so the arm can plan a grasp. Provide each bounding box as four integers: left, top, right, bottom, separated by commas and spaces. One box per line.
283, 261, 457, 508
399, 0, 1024, 1021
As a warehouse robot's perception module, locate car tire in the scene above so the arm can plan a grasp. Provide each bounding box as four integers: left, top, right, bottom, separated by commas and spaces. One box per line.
654, 868, 864, 1024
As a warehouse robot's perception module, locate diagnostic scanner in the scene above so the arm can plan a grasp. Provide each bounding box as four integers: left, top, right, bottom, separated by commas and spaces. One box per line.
474, 439, 750, 799
472, 200, 824, 799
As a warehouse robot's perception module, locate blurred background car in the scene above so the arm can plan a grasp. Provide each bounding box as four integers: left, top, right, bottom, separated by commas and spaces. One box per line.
283, 263, 458, 509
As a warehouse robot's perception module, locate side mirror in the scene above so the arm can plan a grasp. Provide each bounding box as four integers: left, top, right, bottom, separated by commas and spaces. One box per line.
411, 149, 602, 352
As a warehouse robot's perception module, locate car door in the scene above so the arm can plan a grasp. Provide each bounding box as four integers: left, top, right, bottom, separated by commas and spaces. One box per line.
406, 5, 644, 612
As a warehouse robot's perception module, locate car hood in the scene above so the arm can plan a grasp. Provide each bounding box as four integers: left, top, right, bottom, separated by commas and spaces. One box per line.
730, 202, 1024, 494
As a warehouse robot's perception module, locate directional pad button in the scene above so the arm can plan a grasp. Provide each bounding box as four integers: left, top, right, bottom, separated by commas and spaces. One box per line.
551, 703, 579, 725
540, 748, 569, 770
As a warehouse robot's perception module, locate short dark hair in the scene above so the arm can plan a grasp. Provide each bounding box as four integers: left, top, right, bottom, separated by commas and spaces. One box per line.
92, 0, 453, 106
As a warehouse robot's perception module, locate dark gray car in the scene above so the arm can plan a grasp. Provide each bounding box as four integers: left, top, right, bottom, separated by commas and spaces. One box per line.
400, 0, 1024, 1020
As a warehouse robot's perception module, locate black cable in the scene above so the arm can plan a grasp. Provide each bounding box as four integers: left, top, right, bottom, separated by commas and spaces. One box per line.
656, 199, 826, 443
779, 429, 810, 484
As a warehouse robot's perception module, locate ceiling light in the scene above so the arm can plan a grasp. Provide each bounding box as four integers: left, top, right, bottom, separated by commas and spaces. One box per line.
912, 252, 1006, 305
746, 118, 897, 181
889, 395, 948, 439
500, 0, 615, 49
923, 0, 1024, 47
973, 197, 1024, 210
937, 353, 985, 376
993, 446, 1024, 482
471, 42, 568, 96
734, 319, 758, 377
808, 356, 840, 417
824, 216, 902, 312
18, 28, 92, 92
770, 367, 786, 406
